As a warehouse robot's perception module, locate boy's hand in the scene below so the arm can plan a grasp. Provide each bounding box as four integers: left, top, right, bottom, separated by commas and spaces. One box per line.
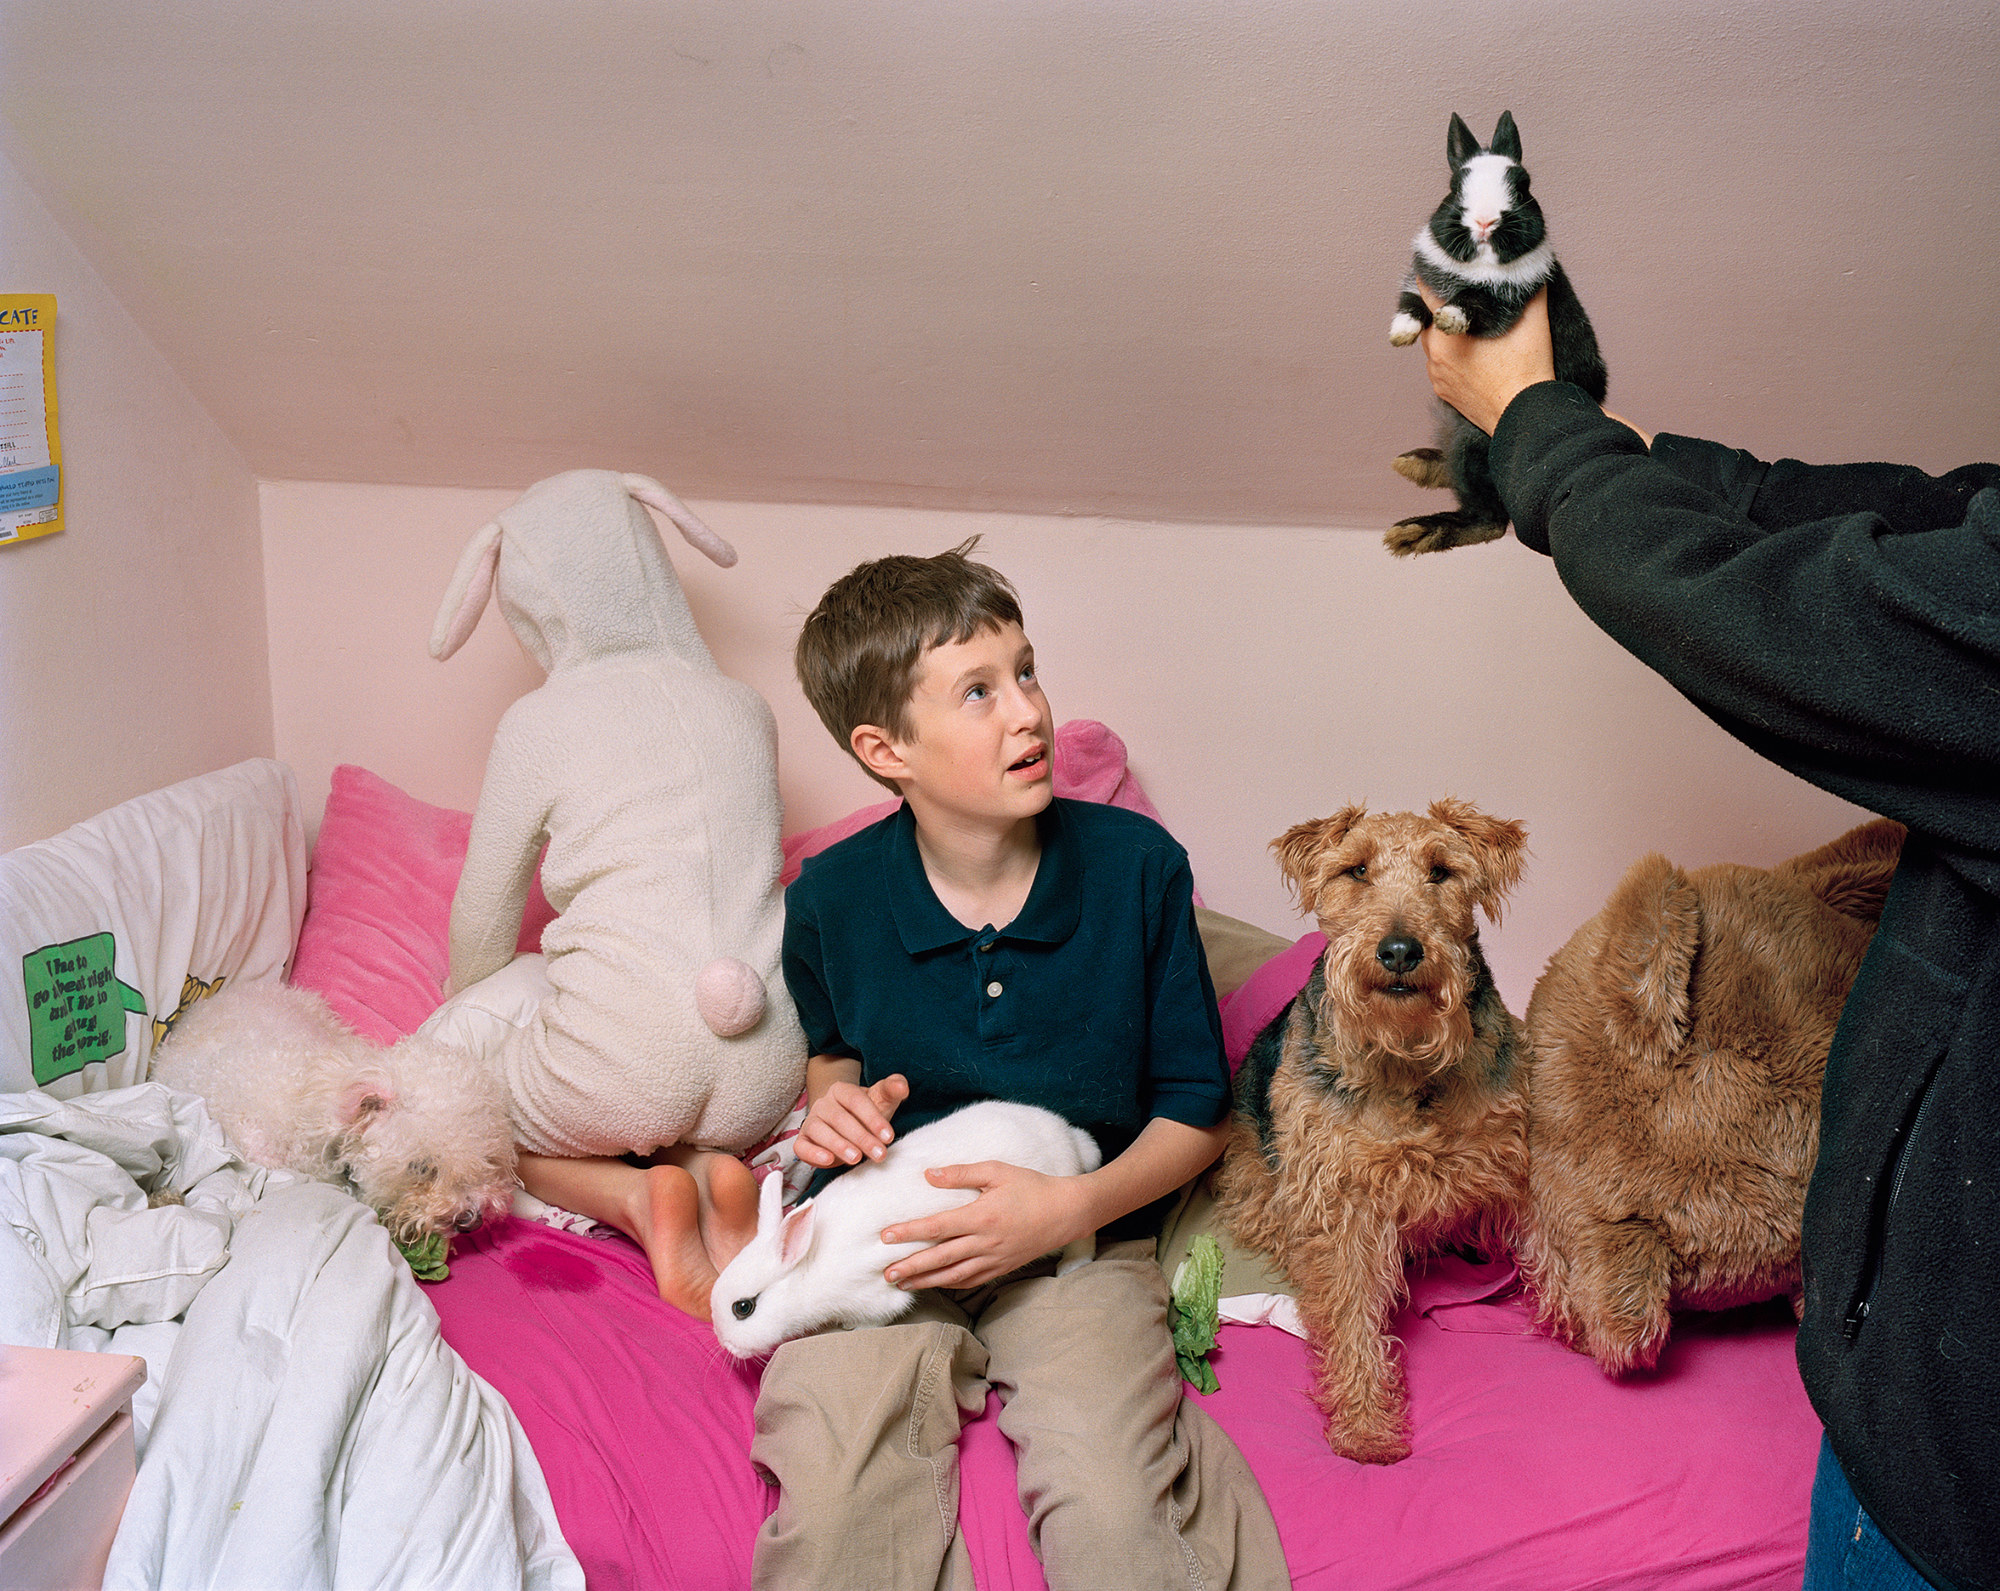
880, 1162, 1091, 1291
795, 1072, 909, 1170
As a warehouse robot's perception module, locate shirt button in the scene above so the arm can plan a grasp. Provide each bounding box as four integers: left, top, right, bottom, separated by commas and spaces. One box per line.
986, 981, 1004, 998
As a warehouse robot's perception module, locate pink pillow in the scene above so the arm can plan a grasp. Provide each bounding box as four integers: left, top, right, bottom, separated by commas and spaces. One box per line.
1216, 932, 1325, 1075
781, 718, 1196, 899
290, 766, 556, 1043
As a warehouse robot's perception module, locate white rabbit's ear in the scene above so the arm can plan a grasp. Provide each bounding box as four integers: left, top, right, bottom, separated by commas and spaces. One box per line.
755, 1169, 786, 1234
776, 1199, 817, 1271
620, 473, 738, 569
431, 521, 502, 660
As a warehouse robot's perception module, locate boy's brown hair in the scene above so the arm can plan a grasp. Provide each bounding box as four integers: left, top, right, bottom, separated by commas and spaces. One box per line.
796, 537, 1023, 791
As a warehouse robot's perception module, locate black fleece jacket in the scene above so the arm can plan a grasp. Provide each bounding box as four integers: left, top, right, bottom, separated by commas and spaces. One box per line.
1490, 382, 2000, 1591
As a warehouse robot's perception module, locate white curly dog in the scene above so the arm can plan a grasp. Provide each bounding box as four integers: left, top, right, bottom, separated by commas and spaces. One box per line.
154, 980, 517, 1244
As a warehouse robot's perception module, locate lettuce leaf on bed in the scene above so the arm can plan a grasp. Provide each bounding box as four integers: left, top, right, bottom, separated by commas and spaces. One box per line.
398, 1231, 451, 1282
1169, 1233, 1224, 1394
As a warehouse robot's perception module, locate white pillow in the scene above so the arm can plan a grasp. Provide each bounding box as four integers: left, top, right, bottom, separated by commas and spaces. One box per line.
415, 951, 551, 1058
0, 760, 308, 1097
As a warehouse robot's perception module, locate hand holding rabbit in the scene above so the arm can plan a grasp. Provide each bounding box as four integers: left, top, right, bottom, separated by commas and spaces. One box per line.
1418, 284, 1557, 436
1417, 284, 1650, 445
709, 1101, 1102, 1359
888, 1112, 1231, 1292
882, 1157, 1096, 1291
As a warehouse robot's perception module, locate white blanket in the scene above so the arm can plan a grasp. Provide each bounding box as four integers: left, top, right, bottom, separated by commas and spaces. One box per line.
0, 1084, 582, 1591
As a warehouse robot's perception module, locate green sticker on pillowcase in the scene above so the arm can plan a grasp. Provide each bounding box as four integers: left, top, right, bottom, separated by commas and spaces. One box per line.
23, 933, 148, 1085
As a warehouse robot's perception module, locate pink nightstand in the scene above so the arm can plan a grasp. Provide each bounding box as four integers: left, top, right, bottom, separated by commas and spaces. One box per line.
0, 1347, 147, 1591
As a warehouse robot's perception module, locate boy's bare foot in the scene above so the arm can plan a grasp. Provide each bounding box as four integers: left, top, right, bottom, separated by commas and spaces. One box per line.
634, 1164, 721, 1319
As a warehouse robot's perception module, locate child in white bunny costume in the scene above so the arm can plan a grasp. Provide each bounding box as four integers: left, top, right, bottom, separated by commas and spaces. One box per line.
428, 468, 806, 1313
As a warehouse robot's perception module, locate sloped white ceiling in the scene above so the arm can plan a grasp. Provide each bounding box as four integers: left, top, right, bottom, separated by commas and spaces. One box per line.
3, 0, 1995, 521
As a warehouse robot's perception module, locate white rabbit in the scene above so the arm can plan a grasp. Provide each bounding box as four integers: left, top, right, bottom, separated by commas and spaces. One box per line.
710, 1101, 1103, 1359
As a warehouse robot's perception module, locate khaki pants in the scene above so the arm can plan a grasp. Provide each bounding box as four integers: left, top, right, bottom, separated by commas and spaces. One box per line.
749, 1240, 1289, 1591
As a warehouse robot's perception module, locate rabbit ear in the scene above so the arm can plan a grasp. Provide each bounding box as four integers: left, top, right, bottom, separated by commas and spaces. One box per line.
1490, 110, 1522, 162
755, 1169, 786, 1235
620, 473, 738, 569
1447, 112, 1480, 168
431, 521, 502, 660
776, 1199, 817, 1271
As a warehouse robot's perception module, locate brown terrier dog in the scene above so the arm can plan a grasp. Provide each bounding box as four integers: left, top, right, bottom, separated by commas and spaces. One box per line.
1518, 819, 1904, 1374
1213, 798, 1530, 1463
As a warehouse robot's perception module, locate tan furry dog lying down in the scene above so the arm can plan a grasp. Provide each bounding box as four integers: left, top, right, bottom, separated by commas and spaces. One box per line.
1519, 818, 1905, 1374
153, 981, 518, 1244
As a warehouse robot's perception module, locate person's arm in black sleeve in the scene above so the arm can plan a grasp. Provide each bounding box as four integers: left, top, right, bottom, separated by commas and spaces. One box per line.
1487, 382, 2000, 854
1643, 431, 1999, 539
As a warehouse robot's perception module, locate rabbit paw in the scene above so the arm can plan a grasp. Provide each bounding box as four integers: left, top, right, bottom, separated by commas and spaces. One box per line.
1392, 448, 1451, 489
1388, 313, 1423, 347
1384, 511, 1507, 557
1433, 304, 1471, 335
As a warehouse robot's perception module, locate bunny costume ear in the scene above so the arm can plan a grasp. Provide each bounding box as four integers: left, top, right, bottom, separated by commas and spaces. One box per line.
430, 519, 503, 660
620, 473, 738, 568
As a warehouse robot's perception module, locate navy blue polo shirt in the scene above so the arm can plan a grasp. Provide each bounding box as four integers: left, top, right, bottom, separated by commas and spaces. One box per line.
783, 797, 1230, 1219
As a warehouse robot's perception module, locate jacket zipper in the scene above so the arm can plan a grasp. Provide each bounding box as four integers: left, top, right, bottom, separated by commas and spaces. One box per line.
1842, 1078, 1940, 1341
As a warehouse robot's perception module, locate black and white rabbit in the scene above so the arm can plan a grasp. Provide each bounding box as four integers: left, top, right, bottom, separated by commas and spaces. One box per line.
1386, 111, 1607, 556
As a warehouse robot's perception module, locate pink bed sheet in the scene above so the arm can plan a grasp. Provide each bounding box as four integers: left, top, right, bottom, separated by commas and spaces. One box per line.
297, 754, 1819, 1587
427, 1211, 1817, 1590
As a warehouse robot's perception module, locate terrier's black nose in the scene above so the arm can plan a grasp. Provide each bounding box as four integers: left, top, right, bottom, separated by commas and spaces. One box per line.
453, 1209, 484, 1232
1377, 935, 1424, 977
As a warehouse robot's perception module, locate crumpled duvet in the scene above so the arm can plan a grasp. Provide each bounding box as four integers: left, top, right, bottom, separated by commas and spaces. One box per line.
0, 1084, 582, 1591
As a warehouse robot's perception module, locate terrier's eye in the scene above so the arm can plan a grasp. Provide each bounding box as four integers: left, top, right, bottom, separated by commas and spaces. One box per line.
1429, 865, 1452, 884
1346, 864, 1368, 881
731, 1297, 757, 1320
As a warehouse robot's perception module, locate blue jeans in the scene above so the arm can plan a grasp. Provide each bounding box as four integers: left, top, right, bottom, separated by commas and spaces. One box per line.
1803, 1434, 1941, 1591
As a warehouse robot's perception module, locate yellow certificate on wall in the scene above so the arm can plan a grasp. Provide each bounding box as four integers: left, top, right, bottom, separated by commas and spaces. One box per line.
0, 293, 62, 546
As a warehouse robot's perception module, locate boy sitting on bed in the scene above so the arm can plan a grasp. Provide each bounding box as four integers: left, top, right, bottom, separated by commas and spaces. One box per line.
754, 539, 1287, 1590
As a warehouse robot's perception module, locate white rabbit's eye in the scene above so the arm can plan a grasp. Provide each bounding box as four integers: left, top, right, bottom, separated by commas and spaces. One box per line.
732, 1297, 756, 1320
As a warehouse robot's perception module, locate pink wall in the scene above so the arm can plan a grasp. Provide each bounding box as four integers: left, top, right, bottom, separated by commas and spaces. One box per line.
261, 480, 1865, 1011
0, 146, 271, 851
